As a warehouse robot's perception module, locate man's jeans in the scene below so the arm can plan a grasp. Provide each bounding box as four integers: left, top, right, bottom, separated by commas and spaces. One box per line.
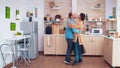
65, 39, 74, 62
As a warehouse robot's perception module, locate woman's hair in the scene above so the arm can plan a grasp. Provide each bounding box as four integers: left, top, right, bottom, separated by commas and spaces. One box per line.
68, 12, 72, 18
80, 13, 85, 21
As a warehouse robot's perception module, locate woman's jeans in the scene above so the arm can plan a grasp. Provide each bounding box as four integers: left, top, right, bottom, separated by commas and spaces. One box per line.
65, 39, 74, 62
74, 40, 82, 62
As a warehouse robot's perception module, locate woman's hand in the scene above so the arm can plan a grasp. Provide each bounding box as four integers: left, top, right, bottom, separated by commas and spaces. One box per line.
82, 26, 86, 33
68, 23, 73, 28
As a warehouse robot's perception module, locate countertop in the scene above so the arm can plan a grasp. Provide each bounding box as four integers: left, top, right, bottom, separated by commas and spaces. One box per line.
44, 34, 120, 40
104, 36, 120, 40
44, 34, 104, 37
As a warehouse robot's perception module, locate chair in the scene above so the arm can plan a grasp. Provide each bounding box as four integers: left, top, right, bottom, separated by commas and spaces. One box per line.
17, 38, 31, 65
0, 44, 16, 68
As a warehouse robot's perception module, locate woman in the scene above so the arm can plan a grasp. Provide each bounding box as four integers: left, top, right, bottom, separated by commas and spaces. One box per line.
69, 13, 86, 64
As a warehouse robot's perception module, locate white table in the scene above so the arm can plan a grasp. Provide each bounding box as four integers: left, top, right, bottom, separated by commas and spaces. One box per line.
3, 35, 30, 68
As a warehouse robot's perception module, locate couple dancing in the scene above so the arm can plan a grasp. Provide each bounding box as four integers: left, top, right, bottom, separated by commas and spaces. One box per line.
64, 12, 85, 65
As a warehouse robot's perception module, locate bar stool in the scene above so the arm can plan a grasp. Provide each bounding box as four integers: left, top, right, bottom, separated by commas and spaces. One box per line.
0, 44, 16, 68
17, 38, 31, 65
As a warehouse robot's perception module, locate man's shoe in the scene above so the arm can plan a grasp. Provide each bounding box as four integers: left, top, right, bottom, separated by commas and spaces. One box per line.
70, 59, 74, 63
64, 60, 72, 65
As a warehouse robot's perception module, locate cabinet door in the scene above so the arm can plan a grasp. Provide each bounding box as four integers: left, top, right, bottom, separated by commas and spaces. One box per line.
107, 39, 113, 65
103, 38, 113, 65
44, 36, 56, 54
112, 40, 119, 66
89, 36, 96, 55
83, 36, 103, 55
63, 37, 67, 55
82, 36, 94, 55
95, 36, 104, 55
103, 37, 108, 60
56, 36, 67, 55
56, 36, 63, 55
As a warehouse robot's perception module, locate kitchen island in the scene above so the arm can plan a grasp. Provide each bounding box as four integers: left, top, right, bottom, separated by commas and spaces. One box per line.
103, 36, 120, 68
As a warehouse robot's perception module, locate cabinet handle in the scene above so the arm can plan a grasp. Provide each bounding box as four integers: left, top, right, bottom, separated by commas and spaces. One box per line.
92, 37, 94, 42
90, 37, 94, 42
47, 37, 50, 46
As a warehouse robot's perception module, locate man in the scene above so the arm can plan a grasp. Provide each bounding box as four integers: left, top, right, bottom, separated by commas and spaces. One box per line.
64, 12, 81, 65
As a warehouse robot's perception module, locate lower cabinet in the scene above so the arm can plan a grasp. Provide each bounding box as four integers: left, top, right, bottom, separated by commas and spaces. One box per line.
56, 36, 67, 55
44, 35, 104, 56
103, 37, 120, 67
82, 35, 104, 55
44, 35, 56, 54
44, 35, 67, 55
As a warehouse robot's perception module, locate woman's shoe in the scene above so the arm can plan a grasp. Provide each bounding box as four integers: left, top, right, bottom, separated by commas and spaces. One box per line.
72, 61, 79, 65
79, 59, 82, 62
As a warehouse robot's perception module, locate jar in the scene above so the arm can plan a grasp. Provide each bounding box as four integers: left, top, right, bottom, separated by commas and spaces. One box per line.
115, 32, 119, 38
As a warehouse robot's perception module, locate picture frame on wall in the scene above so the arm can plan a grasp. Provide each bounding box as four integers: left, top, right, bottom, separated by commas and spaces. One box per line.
5, 6, 10, 19
16, 10, 20, 20
10, 22, 16, 31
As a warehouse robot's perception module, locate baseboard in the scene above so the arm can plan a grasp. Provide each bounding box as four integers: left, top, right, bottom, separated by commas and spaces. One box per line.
5, 58, 21, 68
4, 62, 12, 68
39, 51, 43, 53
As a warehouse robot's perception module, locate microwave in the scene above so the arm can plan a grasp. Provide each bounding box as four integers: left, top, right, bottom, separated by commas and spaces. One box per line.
92, 28, 103, 35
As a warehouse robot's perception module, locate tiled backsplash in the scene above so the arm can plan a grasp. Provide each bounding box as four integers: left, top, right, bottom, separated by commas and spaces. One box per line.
84, 21, 107, 35
44, 0, 116, 35
44, 0, 105, 21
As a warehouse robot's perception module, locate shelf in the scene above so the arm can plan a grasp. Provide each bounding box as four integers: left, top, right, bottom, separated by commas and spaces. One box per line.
91, 7, 103, 10
86, 20, 105, 22
107, 18, 116, 22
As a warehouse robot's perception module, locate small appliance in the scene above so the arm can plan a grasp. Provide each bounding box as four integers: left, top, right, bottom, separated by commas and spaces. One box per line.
92, 28, 103, 35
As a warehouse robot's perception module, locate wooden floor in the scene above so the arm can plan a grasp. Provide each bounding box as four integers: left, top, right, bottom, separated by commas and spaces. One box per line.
15, 53, 112, 68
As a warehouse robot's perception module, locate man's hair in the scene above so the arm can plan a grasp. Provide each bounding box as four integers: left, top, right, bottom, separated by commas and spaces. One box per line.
68, 12, 72, 18
80, 13, 85, 21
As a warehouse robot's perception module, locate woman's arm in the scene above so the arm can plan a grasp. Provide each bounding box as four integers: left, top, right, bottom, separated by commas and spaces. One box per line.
69, 23, 80, 29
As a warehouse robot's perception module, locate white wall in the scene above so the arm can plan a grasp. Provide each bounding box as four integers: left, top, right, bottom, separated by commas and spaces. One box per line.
105, 0, 117, 18
16, 0, 44, 51
72, 0, 77, 13
116, 0, 120, 35
0, 0, 44, 50
0, 0, 44, 67
0, 0, 18, 67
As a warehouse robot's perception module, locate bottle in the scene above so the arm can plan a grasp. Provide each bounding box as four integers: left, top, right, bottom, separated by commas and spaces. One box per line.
115, 32, 119, 38
86, 14, 88, 21
46, 14, 50, 21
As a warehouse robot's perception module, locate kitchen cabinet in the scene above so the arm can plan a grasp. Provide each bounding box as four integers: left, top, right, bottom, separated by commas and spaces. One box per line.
95, 36, 104, 55
103, 37, 120, 67
44, 34, 104, 55
56, 36, 67, 55
82, 35, 104, 55
44, 35, 56, 54
82, 36, 93, 55
44, 34, 67, 55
